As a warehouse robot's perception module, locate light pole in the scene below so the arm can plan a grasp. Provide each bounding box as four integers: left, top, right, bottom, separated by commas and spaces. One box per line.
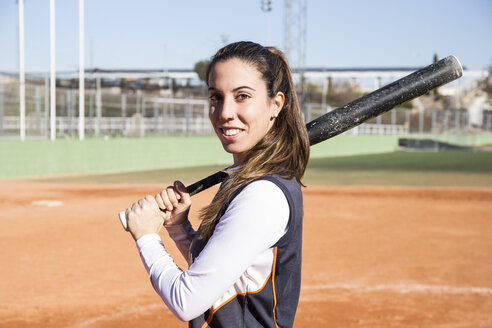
79, 0, 85, 140
261, 0, 272, 46
50, 0, 56, 141
18, 0, 25, 141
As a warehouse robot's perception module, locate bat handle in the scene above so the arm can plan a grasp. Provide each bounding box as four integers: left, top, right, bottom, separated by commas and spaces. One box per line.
118, 170, 229, 232
119, 211, 128, 231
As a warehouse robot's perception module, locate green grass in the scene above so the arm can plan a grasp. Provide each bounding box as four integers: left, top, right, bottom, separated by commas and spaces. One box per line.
307, 151, 492, 173
33, 151, 492, 188
0, 136, 230, 179
0, 135, 403, 180
303, 151, 492, 187
2, 134, 492, 186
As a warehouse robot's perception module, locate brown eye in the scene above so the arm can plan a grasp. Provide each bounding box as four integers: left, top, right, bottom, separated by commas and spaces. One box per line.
236, 93, 250, 101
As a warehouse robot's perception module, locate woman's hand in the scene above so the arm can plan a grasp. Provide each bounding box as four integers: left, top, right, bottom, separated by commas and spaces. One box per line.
125, 181, 191, 241
154, 180, 191, 227
125, 195, 165, 241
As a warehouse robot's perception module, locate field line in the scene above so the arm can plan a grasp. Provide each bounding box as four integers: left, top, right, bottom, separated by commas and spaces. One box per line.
302, 283, 492, 295
69, 283, 492, 327
70, 303, 163, 328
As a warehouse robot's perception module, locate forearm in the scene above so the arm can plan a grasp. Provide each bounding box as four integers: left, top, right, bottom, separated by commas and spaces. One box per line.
165, 220, 196, 265
136, 233, 226, 321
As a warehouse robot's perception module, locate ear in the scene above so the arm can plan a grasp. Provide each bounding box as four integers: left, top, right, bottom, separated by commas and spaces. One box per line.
271, 91, 285, 118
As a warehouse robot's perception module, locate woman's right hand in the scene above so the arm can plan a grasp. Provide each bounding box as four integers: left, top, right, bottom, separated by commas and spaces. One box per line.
155, 180, 191, 226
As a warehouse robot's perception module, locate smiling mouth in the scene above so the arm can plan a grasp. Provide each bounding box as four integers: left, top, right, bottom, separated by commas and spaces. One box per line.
221, 128, 243, 137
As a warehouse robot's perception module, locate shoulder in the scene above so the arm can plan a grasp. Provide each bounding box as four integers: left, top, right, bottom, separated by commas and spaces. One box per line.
216, 179, 289, 243
228, 178, 289, 214
229, 176, 301, 211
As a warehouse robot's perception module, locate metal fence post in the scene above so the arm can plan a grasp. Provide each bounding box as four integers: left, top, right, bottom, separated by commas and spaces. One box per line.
185, 100, 191, 136
455, 110, 460, 133
405, 110, 410, 134
306, 103, 311, 123
431, 110, 436, 134
121, 93, 126, 135
45, 74, 49, 137
96, 77, 102, 135
0, 85, 4, 135
35, 86, 41, 135
88, 88, 93, 134
153, 97, 158, 133
163, 102, 168, 134
203, 102, 208, 134
67, 89, 73, 135
419, 108, 424, 134
444, 110, 449, 134
140, 96, 145, 137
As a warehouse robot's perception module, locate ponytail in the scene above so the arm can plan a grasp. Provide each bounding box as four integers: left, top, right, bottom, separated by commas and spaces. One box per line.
199, 41, 310, 240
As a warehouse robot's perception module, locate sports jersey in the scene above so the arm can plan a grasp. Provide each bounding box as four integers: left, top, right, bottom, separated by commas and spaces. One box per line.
136, 175, 303, 327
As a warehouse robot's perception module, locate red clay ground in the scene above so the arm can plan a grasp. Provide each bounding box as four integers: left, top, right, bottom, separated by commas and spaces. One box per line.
0, 181, 491, 327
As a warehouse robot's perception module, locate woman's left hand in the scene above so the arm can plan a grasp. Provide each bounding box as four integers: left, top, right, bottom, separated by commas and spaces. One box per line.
125, 195, 164, 241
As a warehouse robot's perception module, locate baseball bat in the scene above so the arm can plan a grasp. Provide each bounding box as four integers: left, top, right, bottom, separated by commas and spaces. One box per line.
119, 55, 463, 230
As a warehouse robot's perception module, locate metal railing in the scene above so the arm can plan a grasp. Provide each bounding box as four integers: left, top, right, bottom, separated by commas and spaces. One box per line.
1, 82, 491, 138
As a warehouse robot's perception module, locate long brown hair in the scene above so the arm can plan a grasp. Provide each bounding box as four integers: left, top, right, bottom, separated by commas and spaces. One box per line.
199, 41, 310, 239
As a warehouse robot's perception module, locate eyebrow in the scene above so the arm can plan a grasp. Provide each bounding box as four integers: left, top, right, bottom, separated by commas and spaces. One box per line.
208, 86, 256, 92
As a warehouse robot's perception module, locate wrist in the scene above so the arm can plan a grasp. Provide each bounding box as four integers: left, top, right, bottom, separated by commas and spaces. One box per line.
132, 230, 158, 242
164, 211, 189, 227
134, 232, 160, 243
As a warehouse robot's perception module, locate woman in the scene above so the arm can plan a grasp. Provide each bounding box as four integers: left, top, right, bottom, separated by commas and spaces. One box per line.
124, 41, 310, 327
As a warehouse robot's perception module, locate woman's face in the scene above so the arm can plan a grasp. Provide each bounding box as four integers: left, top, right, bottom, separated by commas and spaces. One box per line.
208, 58, 284, 165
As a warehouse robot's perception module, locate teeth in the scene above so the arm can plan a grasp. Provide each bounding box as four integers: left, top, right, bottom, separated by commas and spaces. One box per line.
223, 128, 241, 136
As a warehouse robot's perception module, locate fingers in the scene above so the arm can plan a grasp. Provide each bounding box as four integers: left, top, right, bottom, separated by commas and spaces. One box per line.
128, 196, 157, 214
156, 187, 174, 211
166, 185, 180, 208
174, 180, 191, 206
155, 192, 166, 210
155, 181, 190, 212
123, 195, 164, 240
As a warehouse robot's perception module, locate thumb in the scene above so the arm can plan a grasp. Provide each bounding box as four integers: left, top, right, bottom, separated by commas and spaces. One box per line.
174, 180, 191, 205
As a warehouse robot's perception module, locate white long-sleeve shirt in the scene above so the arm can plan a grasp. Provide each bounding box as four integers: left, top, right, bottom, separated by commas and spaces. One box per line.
136, 179, 289, 321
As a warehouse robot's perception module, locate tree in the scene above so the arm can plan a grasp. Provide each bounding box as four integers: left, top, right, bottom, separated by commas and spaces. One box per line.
194, 59, 211, 83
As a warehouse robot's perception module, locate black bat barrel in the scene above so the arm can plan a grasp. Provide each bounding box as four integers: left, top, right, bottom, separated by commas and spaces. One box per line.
186, 55, 463, 195
306, 55, 463, 145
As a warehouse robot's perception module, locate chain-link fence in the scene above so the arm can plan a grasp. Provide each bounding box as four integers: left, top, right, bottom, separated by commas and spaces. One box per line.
0, 80, 212, 138
304, 102, 492, 136
1, 80, 491, 139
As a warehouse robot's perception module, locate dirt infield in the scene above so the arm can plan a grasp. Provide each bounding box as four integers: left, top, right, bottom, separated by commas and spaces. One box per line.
1, 181, 491, 327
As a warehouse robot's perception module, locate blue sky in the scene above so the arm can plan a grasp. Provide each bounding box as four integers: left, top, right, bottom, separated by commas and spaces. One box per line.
0, 0, 491, 72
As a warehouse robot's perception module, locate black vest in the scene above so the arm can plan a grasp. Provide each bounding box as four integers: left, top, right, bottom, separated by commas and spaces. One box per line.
189, 175, 303, 328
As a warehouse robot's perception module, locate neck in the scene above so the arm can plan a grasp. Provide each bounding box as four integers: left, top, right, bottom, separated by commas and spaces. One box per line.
233, 153, 246, 166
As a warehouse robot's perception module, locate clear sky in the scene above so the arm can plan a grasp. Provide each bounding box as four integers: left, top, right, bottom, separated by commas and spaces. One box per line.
0, 0, 491, 72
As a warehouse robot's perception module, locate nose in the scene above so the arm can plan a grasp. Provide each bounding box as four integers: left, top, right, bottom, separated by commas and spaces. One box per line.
214, 96, 235, 122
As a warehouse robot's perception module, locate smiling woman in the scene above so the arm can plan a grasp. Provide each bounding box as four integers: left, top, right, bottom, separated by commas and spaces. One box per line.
122, 41, 310, 327
207, 58, 285, 165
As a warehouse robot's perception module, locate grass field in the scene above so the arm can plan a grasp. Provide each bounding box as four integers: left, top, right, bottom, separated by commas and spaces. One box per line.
2, 134, 492, 180
304, 151, 492, 187
30, 150, 492, 188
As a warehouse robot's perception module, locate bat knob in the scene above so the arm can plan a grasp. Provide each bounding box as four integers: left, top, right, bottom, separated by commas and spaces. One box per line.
119, 211, 128, 231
